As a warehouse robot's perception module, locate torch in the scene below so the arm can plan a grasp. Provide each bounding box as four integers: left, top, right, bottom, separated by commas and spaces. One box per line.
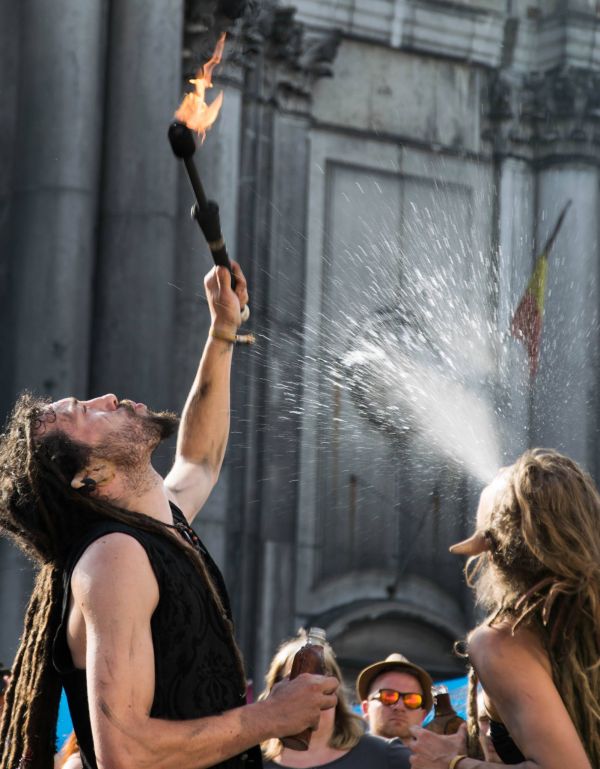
168, 120, 237, 287
169, 33, 252, 335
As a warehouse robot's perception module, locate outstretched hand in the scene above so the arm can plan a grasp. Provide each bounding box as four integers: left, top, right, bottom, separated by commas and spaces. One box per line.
204, 261, 249, 332
409, 723, 468, 768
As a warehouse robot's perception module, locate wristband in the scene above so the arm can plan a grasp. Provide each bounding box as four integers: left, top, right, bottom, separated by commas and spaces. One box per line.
448, 756, 468, 769
209, 327, 255, 346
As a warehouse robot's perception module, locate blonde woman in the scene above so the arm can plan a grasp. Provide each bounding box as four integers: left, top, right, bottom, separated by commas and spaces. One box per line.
411, 449, 600, 769
261, 631, 411, 768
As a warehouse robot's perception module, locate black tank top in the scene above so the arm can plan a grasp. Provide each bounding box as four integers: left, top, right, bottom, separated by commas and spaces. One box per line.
53, 503, 262, 769
489, 719, 526, 763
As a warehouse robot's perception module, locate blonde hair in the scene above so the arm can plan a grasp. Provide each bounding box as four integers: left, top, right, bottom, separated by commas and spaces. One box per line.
259, 629, 364, 761
466, 449, 600, 764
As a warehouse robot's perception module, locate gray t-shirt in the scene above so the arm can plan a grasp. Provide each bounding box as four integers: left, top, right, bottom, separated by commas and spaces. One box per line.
263, 734, 411, 769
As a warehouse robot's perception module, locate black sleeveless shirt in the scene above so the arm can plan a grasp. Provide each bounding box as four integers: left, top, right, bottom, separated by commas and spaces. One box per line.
53, 503, 262, 769
489, 719, 526, 764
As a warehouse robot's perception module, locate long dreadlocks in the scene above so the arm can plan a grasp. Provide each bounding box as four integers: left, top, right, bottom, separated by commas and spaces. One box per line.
0, 393, 245, 769
464, 448, 600, 764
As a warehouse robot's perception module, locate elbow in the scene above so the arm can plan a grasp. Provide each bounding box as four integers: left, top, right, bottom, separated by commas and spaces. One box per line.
97, 745, 166, 769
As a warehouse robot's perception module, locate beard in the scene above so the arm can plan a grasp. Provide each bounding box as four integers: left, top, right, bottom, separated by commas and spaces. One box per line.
94, 402, 180, 471
124, 403, 179, 444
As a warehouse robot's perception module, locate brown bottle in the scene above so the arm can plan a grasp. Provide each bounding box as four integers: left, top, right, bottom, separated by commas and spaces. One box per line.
425, 688, 465, 735
281, 627, 327, 751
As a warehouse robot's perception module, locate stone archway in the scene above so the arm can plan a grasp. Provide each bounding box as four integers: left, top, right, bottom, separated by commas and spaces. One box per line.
314, 603, 467, 698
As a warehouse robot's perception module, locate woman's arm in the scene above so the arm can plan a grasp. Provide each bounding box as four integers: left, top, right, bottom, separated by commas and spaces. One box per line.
410, 622, 592, 769
470, 622, 591, 769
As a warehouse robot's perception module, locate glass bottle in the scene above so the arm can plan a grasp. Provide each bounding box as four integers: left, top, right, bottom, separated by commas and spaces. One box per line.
281, 628, 327, 750
425, 685, 465, 735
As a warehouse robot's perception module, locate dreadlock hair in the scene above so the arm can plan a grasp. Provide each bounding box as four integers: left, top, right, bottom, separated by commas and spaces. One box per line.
259, 629, 364, 762
0, 393, 245, 769
463, 448, 600, 765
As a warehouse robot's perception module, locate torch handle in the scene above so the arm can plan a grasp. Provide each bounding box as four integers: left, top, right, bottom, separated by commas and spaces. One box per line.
183, 157, 209, 210
191, 201, 236, 290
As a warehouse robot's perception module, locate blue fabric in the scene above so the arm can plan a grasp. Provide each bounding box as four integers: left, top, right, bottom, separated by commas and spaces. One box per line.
57, 688, 74, 750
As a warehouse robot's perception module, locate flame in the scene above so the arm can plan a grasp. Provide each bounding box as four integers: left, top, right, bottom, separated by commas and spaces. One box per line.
175, 33, 225, 141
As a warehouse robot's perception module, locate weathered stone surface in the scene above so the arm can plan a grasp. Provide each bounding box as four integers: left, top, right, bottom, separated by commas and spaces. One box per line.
92, 0, 183, 411
532, 166, 600, 472
313, 40, 484, 154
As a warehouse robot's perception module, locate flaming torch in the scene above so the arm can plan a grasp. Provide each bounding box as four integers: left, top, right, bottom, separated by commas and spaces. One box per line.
169, 34, 251, 333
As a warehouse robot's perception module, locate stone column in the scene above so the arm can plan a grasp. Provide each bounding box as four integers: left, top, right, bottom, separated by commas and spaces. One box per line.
8, 0, 108, 400
91, 0, 184, 413
0, 3, 20, 413
532, 164, 599, 469
485, 67, 600, 471
0, 0, 108, 666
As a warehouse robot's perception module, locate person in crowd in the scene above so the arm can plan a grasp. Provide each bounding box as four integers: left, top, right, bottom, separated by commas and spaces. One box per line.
358, 653, 433, 744
0, 263, 337, 769
261, 631, 412, 768
410, 449, 600, 768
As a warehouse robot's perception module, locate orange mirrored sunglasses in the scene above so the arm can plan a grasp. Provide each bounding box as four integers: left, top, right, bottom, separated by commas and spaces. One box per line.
368, 688, 423, 709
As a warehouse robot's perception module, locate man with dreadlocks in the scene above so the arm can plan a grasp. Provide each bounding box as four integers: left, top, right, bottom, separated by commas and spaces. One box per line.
0, 263, 338, 769
408, 449, 600, 769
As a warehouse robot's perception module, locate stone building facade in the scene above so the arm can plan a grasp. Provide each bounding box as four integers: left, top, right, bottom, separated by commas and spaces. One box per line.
1, 0, 599, 689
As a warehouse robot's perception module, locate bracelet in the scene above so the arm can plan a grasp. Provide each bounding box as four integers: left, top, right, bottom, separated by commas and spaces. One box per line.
448, 756, 468, 769
210, 327, 255, 346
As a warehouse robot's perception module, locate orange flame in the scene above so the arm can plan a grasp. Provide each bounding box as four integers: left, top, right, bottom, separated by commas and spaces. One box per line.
175, 33, 226, 141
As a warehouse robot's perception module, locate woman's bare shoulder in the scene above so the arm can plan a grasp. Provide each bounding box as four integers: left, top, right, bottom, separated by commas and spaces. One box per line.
469, 619, 551, 679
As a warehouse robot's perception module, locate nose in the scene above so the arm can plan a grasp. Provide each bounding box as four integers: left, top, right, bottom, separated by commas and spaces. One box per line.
83, 393, 119, 410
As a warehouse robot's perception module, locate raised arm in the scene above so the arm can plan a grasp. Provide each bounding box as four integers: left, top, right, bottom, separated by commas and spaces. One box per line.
165, 262, 248, 522
74, 534, 338, 769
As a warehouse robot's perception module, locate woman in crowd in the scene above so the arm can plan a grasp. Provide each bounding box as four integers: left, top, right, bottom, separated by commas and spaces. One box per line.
410, 449, 600, 769
261, 630, 411, 768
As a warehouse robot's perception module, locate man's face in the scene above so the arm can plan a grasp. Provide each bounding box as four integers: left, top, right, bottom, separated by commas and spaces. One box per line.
37, 394, 178, 469
362, 670, 426, 740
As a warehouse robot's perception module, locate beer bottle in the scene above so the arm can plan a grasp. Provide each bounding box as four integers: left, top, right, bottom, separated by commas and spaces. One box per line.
425, 686, 465, 735
281, 628, 327, 750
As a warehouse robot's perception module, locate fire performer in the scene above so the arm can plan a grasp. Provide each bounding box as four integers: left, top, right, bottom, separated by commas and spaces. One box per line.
0, 261, 338, 769
409, 449, 600, 769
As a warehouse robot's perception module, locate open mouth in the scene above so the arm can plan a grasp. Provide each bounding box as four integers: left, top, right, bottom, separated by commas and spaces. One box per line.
117, 400, 137, 415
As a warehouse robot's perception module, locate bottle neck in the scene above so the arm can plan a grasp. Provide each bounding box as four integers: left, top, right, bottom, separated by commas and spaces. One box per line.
434, 693, 456, 716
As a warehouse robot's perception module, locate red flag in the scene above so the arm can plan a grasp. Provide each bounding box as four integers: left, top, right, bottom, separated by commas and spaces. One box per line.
511, 201, 571, 379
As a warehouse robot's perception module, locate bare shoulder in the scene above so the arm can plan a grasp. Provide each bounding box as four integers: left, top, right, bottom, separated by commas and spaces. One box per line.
469, 620, 552, 705
71, 532, 159, 615
469, 620, 548, 666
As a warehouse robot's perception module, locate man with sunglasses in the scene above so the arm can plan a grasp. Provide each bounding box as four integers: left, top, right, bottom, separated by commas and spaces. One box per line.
357, 653, 433, 744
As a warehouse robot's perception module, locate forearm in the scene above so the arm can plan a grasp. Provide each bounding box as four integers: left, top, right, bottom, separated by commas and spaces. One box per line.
97, 700, 273, 769
175, 331, 234, 473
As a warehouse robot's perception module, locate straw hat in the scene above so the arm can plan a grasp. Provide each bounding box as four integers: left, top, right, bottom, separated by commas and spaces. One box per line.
356, 653, 434, 712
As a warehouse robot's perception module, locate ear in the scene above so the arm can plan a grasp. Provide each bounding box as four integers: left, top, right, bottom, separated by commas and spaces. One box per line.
449, 530, 491, 556
360, 700, 370, 717
71, 459, 117, 492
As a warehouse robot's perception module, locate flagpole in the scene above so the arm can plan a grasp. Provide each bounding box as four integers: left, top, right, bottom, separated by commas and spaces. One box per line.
538, 199, 572, 260
512, 200, 573, 444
